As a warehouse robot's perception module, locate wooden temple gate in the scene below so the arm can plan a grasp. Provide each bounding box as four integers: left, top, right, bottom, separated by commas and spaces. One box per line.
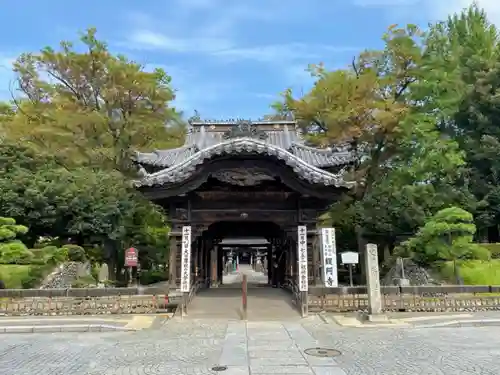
134, 119, 355, 315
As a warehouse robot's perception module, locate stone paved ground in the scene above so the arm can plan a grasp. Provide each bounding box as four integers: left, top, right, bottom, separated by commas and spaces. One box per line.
187, 265, 300, 321
187, 287, 301, 321
1, 316, 500, 375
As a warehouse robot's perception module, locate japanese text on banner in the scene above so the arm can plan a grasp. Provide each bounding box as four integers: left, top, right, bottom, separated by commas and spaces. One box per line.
321, 228, 338, 287
180, 226, 192, 292
297, 225, 308, 292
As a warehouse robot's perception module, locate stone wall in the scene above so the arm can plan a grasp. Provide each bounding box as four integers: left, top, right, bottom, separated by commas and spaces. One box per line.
40, 262, 90, 289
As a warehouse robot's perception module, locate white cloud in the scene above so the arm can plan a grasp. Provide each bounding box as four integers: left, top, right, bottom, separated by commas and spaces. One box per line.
353, 0, 500, 25
142, 62, 232, 114
127, 30, 233, 53
123, 0, 355, 60
212, 44, 358, 64
120, 1, 358, 114
431, 0, 500, 25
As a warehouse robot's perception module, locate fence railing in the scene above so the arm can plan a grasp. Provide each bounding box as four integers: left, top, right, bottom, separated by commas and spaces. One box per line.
283, 276, 308, 317
175, 278, 208, 317
308, 285, 500, 313
0, 287, 182, 316
3, 284, 500, 316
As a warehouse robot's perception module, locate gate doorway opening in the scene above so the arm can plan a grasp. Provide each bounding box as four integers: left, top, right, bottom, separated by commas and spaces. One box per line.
199, 221, 289, 290
183, 220, 301, 320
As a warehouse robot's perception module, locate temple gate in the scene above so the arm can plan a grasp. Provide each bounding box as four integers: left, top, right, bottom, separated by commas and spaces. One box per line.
134, 119, 354, 315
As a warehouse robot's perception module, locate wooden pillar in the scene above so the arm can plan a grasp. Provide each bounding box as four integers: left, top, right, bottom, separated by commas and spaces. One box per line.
193, 237, 199, 282
309, 229, 320, 286
198, 237, 203, 280
204, 239, 210, 285
217, 246, 223, 284
211, 246, 218, 287
267, 244, 272, 285
285, 237, 292, 279
168, 235, 178, 288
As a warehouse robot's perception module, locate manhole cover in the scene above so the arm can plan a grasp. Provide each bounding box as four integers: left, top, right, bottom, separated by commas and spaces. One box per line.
211, 365, 228, 372
304, 348, 342, 357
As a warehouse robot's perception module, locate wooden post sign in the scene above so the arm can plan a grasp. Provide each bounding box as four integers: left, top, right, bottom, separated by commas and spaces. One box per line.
321, 228, 338, 287
341, 251, 359, 287
297, 226, 308, 292
124, 247, 138, 267
180, 226, 192, 293
125, 247, 138, 287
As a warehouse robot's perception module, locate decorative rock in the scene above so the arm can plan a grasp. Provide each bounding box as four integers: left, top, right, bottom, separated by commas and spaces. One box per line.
382, 258, 437, 286
98, 264, 109, 282
40, 262, 80, 289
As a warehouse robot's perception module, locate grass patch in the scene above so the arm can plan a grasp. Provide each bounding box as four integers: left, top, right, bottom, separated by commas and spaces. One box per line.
0, 265, 32, 288
440, 260, 500, 285
0, 263, 56, 288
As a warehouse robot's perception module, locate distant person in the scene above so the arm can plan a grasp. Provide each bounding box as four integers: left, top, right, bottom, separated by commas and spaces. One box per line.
0, 279, 5, 289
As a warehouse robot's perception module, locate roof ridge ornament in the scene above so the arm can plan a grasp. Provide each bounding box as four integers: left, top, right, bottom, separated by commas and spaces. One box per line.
222, 120, 268, 140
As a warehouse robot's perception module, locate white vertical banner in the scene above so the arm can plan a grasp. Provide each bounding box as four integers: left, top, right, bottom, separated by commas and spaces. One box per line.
180, 226, 192, 292
297, 225, 309, 291
321, 228, 338, 287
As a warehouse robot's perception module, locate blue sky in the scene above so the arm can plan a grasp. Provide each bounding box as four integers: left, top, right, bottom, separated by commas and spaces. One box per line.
0, 0, 497, 119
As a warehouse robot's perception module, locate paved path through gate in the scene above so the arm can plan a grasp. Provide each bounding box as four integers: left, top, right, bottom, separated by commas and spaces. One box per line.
185, 265, 301, 321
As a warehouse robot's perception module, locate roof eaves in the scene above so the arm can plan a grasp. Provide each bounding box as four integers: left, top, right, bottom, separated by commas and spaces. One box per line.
134, 137, 355, 189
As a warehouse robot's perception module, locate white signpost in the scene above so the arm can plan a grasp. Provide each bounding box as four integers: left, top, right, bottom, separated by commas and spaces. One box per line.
341, 251, 359, 287
321, 228, 338, 287
297, 225, 308, 292
180, 226, 192, 293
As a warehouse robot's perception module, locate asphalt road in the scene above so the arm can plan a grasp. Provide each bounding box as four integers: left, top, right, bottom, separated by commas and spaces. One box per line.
0, 316, 499, 375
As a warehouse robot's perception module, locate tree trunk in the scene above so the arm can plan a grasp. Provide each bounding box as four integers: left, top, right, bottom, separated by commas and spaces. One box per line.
355, 225, 366, 284
107, 258, 116, 281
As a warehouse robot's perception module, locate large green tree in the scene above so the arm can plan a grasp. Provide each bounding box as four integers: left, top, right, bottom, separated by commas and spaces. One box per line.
417, 4, 500, 242
0, 143, 168, 279
275, 25, 465, 259
5, 28, 184, 173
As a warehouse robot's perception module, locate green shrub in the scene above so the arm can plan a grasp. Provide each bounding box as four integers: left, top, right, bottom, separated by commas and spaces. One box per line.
63, 245, 86, 262
29, 258, 47, 265
85, 246, 105, 264
0, 217, 28, 242
0, 265, 31, 288
0, 242, 34, 264
20, 265, 53, 288
440, 260, 500, 285
139, 270, 167, 285
466, 244, 491, 260
52, 248, 69, 263
90, 264, 100, 283
71, 275, 96, 288
480, 243, 500, 259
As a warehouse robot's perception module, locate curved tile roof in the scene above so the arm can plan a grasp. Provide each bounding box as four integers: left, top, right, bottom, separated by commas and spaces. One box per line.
135, 137, 354, 188
134, 121, 355, 169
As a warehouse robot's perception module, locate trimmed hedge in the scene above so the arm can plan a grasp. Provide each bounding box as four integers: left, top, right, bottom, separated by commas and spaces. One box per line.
480, 243, 500, 259
139, 270, 168, 285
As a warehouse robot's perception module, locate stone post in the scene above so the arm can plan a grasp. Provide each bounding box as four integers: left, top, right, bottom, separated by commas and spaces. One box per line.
365, 243, 384, 319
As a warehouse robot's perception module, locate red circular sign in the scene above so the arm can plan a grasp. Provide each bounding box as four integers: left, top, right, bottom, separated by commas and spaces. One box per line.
125, 247, 138, 267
